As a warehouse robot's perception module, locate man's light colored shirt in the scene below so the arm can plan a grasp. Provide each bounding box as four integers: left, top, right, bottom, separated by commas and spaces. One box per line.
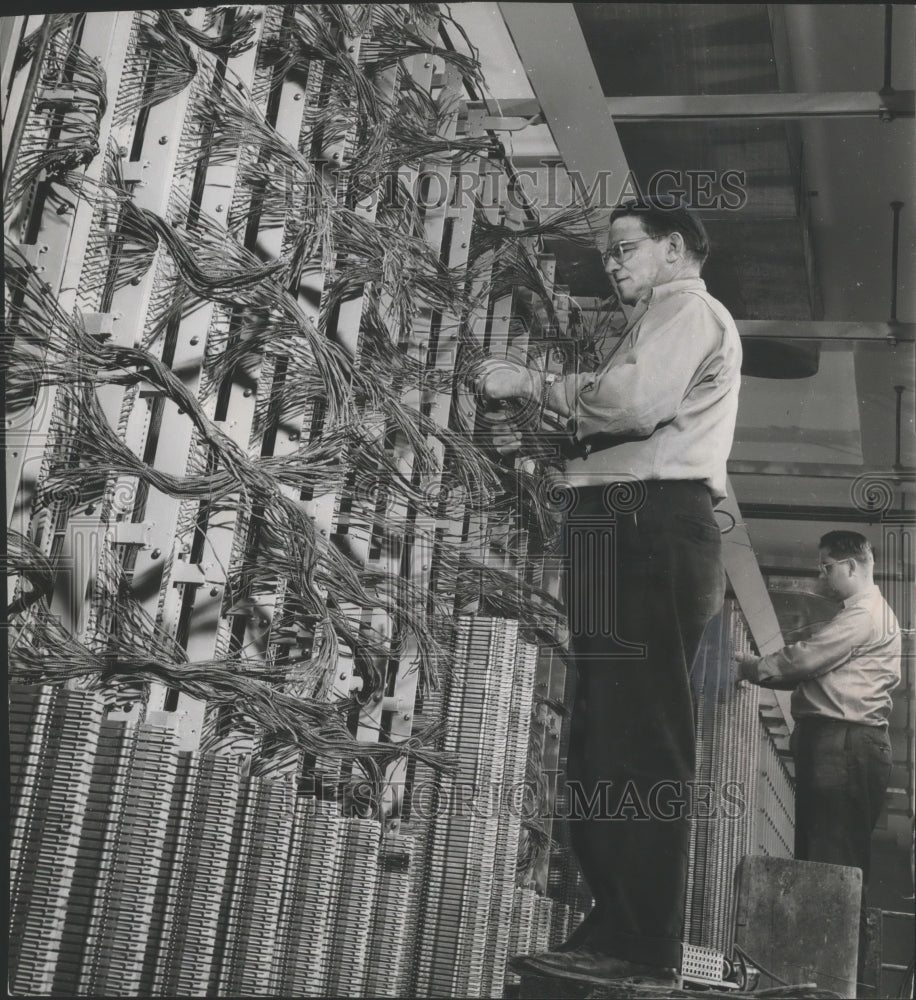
557, 277, 742, 501
747, 584, 901, 727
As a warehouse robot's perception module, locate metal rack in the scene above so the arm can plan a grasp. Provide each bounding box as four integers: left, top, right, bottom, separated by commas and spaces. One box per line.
4, 6, 574, 996
5, 7, 804, 997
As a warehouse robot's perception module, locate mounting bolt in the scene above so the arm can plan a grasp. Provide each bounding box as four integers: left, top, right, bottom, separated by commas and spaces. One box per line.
158, 136, 168, 145
210, 587, 219, 597
151, 548, 161, 559
189, 336, 199, 345
293, 92, 302, 101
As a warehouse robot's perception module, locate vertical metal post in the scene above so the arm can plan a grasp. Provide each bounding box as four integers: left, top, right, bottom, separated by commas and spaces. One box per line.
2, 15, 53, 202
893, 384, 905, 471
881, 4, 894, 95
890, 200, 903, 323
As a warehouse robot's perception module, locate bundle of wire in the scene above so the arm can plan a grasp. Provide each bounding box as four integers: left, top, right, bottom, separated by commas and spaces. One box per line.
9, 26, 108, 201
6, 3, 602, 787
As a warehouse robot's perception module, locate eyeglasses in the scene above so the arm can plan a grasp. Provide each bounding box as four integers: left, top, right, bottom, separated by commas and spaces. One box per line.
602, 236, 654, 264
818, 559, 845, 573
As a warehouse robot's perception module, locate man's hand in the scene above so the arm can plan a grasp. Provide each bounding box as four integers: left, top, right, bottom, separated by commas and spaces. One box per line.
485, 407, 525, 456
492, 426, 525, 456
475, 357, 538, 404
733, 653, 760, 683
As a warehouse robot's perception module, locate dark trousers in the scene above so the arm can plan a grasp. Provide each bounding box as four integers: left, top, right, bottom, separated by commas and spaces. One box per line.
791, 717, 893, 977
791, 717, 892, 879
563, 481, 725, 968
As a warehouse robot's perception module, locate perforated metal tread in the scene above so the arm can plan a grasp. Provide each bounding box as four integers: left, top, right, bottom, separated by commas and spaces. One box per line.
516, 972, 842, 999
681, 942, 729, 986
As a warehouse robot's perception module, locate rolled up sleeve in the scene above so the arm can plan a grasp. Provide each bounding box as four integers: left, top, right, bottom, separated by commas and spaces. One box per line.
749, 606, 873, 686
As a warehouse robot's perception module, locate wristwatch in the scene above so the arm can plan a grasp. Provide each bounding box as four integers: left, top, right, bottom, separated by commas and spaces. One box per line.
540, 371, 560, 417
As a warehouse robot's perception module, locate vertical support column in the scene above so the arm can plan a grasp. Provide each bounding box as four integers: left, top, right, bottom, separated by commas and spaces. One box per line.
7, 11, 137, 530
142, 16, 267, 744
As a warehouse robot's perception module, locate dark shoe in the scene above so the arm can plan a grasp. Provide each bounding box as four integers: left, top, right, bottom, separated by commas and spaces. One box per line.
553, 912, 599, 952
511, 946, 679, 987
505, 911, 596, 972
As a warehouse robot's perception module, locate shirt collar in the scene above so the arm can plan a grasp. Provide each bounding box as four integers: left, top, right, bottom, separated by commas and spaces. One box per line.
843, 583, 880, 608
621, 276, 707, 340
646, 276, 707, 305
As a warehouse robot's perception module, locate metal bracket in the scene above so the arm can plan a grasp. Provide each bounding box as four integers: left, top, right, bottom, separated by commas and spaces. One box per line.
111, 520, 153, 547
465, 99, 544, 136
119, 160, 146, 185
466, 111, 545, 134
82, 312, 114, 339
170, 560, 206, 585
37, 86, 78, 106
9, 243, 44, 269
169, 556, 227, 586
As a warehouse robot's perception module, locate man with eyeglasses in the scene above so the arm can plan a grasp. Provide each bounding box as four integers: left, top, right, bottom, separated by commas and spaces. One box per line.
474, 198, 742, 987
736, 530, 900, 982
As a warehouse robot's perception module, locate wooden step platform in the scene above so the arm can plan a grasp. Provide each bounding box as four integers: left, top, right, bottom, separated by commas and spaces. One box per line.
516, 973, 842, 999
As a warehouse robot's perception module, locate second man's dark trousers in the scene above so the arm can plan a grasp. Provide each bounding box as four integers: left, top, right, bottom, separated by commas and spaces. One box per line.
791, 715, 893, 977
562, 481, 725, 968
791, 716, 892, 880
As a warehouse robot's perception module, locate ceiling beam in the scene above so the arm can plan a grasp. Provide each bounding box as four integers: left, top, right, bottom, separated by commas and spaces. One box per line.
496, 2, 628, 226
737, 319, 915, 343
738, 503, 915, 524
605, 91, 915, 122
729, 460, 906, 479
467, 90, 916, 124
